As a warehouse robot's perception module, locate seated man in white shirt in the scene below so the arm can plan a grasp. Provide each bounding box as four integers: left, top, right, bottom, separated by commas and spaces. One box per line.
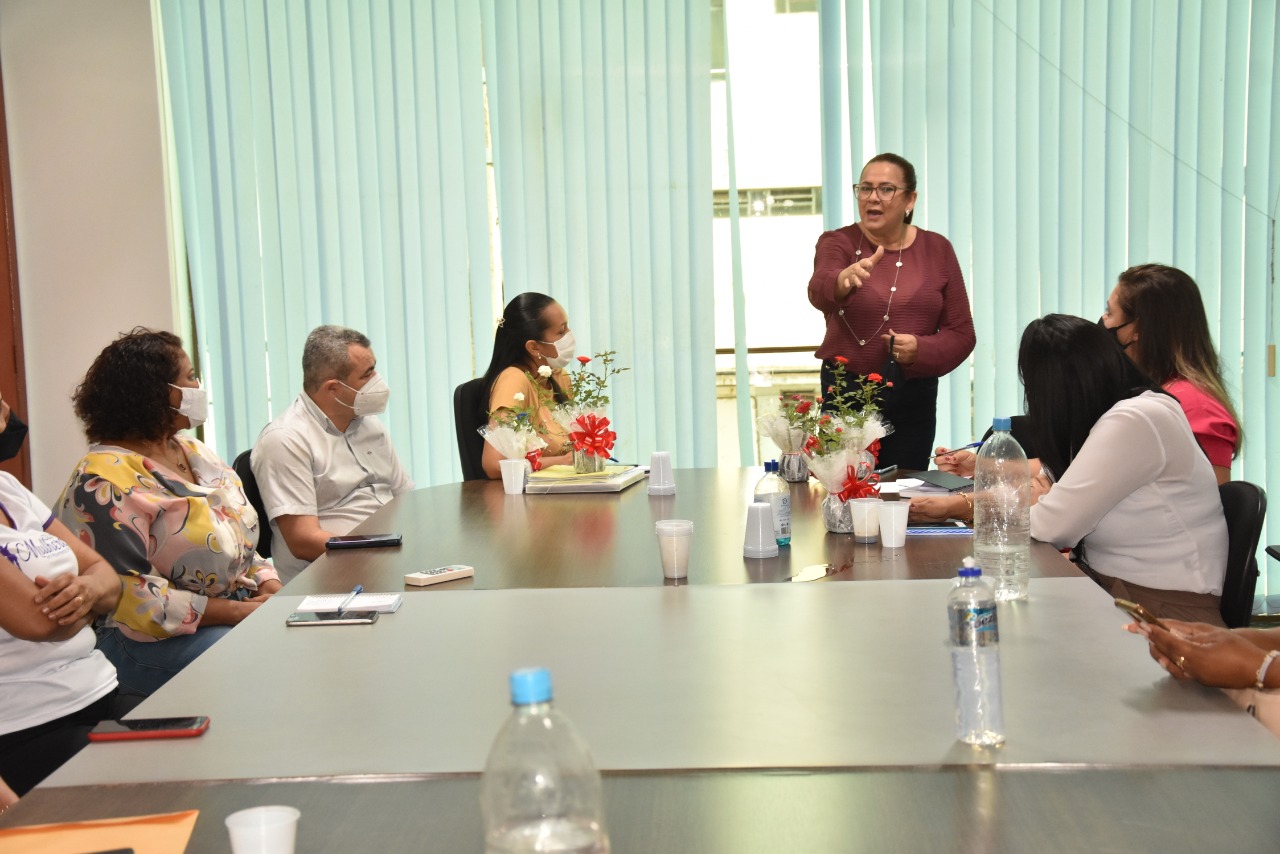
251, 325, 414, 582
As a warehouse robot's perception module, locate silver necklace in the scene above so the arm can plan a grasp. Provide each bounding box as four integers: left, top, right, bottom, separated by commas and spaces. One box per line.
838, 234, 904, 346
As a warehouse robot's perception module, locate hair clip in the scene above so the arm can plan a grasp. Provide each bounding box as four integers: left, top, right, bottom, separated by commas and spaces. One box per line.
496, 317, 506, 328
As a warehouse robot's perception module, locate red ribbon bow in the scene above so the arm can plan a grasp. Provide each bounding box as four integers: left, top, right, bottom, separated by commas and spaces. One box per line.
524, 449, 544, 472
569, 413, 617, 459
802, 435, 821, 457
836, 465, 880, 501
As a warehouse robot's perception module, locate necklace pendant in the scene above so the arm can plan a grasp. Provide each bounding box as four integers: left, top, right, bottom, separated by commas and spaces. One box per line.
858, 339, 866, 346
838, 309, 845, 316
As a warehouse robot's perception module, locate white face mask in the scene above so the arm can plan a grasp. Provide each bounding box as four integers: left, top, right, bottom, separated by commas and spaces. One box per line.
539, 329, 577, 370
169, 383, 209, 429
338, 372, 390, 417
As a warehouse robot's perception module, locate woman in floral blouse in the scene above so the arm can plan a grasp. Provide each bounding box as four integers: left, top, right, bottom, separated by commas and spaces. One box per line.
57, 329, 280, 696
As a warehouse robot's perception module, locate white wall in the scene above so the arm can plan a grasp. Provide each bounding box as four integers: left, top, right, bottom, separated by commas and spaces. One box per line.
0, 0, 174, 501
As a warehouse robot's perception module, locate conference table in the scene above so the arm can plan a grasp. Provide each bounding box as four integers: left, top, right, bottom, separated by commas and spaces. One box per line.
5, 469, 1280, 852
288, 467, 1079, 594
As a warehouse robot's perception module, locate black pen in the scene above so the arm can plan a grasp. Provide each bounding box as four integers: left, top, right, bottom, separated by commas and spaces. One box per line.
335, 584, 363, 616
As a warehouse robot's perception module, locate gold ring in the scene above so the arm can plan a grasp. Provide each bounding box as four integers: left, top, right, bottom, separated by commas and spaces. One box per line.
76, 595, 84, 604
1177, 655, 1186, 670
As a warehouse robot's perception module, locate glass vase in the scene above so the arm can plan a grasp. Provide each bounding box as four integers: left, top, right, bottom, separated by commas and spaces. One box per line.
822, 494, 854, 534
779, 453, 809, 483
573, 450, 606, 474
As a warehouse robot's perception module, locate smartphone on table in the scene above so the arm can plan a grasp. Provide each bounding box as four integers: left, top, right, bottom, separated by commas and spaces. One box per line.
1114, 598, 1168, 630
286, 611, 380, 626
88, 716, 210, 742
325, 533, 403, 549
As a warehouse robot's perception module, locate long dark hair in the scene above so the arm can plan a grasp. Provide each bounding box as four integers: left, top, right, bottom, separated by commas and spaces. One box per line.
481, 292, 568, 414
1018, 314, 1164, 481
1115, 263, 1241, 457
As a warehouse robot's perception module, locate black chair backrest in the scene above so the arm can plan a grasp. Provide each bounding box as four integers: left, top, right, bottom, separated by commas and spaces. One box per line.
1218, 481, 1267, 628
232, 450, 273, 559
454, 378, 489, 481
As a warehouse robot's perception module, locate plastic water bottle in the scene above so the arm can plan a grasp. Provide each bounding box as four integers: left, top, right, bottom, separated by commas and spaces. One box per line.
481, 668, 610, 854
973, 417, 1031, 601
949, 557, 1005, 746
753, 461, 792, 546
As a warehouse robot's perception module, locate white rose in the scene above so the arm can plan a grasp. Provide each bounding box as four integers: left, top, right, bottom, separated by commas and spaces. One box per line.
513, 392, 525, 402
538, 365, 553, 378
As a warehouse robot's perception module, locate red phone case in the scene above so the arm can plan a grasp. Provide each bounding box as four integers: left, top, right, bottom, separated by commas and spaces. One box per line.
87, 717, 210, 742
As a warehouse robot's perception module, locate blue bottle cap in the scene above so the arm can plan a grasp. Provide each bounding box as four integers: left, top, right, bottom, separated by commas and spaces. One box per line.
992, 416, 1012, 432
958, 566, 982, 578
509, 667, 553, 705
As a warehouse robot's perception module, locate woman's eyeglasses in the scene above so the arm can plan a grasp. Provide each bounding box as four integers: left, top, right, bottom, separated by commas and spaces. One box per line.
855, 184, 903, 201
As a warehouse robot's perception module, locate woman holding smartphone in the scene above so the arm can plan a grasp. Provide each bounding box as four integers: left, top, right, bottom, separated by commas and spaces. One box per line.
1128, 618, 1280, 737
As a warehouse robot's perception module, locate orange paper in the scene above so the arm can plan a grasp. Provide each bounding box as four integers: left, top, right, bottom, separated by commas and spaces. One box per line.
0, 809, 197, 854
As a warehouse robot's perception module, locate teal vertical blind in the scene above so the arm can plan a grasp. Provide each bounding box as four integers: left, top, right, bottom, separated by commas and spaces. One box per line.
824, 0, 1280, 595
481, 0, 717, 467
159, 0, 492, 485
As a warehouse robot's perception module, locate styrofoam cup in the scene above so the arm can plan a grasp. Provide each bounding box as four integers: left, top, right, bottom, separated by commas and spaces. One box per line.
226, 805, 300, 854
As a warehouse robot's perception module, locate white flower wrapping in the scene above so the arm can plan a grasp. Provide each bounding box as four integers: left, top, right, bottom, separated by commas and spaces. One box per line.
805, 414, 890, 493
550, 404, 605, 436
756, 412, 809, 454
807, 447, 871, 493
478, 424, 548, 460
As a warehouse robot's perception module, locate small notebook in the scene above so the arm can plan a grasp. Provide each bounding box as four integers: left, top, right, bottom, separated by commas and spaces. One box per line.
296, 593, 403, 613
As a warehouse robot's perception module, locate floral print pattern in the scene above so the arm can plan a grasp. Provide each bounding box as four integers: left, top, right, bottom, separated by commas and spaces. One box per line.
56, 437, 278, 642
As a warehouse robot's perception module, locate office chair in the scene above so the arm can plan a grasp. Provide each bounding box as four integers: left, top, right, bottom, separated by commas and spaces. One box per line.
232, 450, 273, 559
454, 378, 489, 481
1218, 481, 1267, 628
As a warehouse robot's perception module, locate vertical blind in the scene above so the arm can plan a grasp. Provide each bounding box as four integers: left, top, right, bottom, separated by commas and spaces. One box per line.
161, 0, 715, 480
159, 0, 493, 484
481, 0, 716, 466
820, 0, 1279, 594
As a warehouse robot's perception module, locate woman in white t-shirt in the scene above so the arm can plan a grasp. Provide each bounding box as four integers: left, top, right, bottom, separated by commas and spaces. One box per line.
1021, 315, 1228, 624
0, 471, 130, 798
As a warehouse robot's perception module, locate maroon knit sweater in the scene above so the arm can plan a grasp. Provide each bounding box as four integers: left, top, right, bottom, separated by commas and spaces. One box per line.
808, 224, 976, 380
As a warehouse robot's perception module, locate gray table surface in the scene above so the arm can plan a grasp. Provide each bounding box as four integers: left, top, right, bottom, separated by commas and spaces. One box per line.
46, 577, 1280, 788
8, 768, 1280, 852
287, 467, 1079, 593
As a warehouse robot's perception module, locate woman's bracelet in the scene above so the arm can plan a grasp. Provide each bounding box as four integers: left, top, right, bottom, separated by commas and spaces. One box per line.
1255, 649, 1280, 690
960, 492, 974, 523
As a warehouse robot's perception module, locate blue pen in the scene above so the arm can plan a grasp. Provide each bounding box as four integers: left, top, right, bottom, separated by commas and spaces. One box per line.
933, 441, 982, 459
335, 584, 363, 615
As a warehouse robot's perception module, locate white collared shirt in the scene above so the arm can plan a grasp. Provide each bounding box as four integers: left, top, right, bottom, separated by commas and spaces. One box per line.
251, 393, 413, 582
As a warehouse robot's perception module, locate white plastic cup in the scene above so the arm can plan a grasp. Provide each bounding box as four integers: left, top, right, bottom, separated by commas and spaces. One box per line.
499, 458, 530, 494
648, 451, 676, 495
878, 500, 910, 548
226, 805, 300, 854
850, 497, 883, 543
655, 519, 694, 579
743, 501, 780, 559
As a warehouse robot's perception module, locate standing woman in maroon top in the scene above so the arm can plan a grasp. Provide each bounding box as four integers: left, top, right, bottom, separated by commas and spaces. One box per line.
808, 153, 976, 470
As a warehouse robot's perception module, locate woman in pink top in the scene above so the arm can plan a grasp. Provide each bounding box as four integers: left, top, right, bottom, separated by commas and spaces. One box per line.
1099, 264, 1241, 483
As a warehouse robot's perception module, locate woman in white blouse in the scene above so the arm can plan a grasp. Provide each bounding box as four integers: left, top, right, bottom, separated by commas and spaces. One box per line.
1021, 315, 1227, 625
